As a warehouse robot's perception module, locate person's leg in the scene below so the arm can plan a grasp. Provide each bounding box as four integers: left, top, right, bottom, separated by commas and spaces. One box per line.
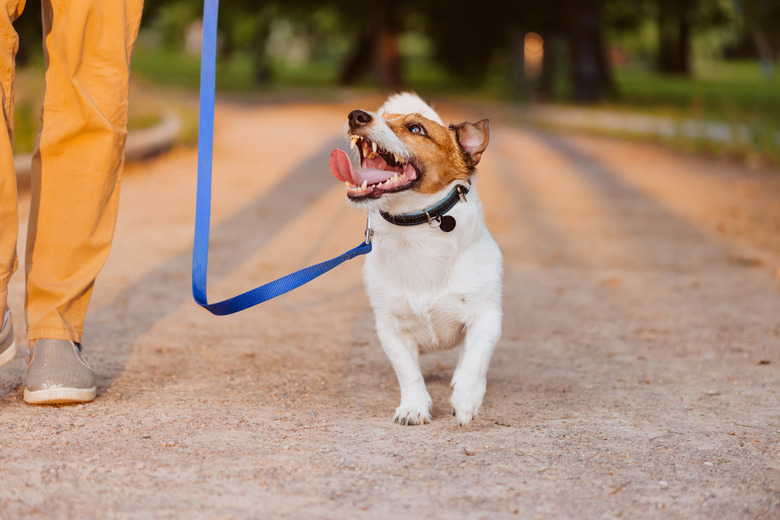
0, 0, 26, 367
24, 0, 143, 403
25, 0, 144, 344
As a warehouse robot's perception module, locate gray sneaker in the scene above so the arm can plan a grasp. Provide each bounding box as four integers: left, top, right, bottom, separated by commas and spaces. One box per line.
0, 308, 16, 367
24, 339, 96, 405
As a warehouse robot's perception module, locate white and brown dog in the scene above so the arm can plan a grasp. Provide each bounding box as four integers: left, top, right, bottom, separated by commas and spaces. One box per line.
330, 93, 502, 425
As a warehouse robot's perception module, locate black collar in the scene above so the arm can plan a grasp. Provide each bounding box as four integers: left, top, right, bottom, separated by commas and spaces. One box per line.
380, 183, 470, 228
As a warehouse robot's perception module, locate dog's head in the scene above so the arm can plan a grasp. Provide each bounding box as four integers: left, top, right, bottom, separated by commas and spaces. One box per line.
329, 93, 488, 209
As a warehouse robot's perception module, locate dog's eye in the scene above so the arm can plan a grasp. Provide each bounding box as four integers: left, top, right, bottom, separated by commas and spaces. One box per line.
408, 123, 427, 136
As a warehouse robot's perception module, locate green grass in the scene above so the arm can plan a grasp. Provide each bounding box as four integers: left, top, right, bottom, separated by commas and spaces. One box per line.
12, 64, 165, 155
131, 39, 261, 92
611, 61, 780, 121
13, 101, 40, 156
131, 42, 204, 90
604, 61, 780, 165
11, 68, 43, 155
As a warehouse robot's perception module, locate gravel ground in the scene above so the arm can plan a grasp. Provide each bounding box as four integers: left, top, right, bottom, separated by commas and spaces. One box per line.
1, 95, 778, 519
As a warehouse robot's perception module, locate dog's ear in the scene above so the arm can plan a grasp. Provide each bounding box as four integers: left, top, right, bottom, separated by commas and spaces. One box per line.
452, 119, 489, 168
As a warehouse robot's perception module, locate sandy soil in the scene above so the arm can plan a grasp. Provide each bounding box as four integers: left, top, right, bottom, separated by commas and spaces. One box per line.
1, 94, 778, 519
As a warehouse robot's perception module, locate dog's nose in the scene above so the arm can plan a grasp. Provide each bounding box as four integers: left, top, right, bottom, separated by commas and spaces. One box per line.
348, 110, 372, 129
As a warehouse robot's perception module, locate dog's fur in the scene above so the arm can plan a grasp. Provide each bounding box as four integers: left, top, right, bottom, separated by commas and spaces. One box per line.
330, 93, 503, 425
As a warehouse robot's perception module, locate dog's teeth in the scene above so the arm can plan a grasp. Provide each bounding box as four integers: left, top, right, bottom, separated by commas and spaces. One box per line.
350, 136, 357, 149
361, 180, 368, 190
372, 142, 377, 153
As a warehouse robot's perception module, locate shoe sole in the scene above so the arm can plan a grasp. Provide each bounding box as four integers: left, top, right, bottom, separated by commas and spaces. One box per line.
23, 385, 96, 405
0, 341, 16, 367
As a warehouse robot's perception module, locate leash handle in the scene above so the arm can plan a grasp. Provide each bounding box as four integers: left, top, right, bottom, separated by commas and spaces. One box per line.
192, 0, 371, 316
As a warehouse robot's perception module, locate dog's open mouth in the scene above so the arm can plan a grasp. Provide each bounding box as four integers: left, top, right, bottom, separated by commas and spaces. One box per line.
330, 136, 418, 199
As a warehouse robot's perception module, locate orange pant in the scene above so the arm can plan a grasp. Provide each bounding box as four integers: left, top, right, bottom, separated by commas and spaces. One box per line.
1, 0, 143, 343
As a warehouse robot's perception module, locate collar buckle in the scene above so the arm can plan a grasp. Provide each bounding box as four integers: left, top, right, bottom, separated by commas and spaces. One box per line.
425, 210, 441, 229
456, 184, 468, 203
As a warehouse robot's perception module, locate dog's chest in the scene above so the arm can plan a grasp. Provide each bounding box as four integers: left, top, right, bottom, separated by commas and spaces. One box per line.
397, 297, 468, 353
376, 279, 469, 353
364, 227, 475, 352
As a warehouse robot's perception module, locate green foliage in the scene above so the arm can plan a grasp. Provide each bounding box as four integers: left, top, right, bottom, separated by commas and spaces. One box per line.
12, 65, 163, 156
10, 68, 43, 155
146, 0, 202, 50
607, 60, 780, 164
613, 60, 780, 118
10, 0, 780, 165
11, 0, 42, 67
12, 102, 39, 156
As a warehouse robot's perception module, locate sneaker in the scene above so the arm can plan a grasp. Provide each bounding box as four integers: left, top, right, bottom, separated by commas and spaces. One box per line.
24, 339, 96, 404
0, 308, 16, 367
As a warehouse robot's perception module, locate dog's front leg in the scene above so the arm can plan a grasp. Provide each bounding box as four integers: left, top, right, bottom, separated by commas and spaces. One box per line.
376, 319, 433, 425
450, 308, 502, 426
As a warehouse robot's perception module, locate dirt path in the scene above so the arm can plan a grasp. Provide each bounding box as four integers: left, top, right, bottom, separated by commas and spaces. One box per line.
1, 95, 778, 519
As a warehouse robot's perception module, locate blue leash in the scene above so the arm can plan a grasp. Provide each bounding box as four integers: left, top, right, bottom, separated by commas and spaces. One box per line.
192, 0, 372, 316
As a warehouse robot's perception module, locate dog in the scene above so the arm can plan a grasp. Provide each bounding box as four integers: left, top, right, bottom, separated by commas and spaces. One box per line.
329, 93, 503, 425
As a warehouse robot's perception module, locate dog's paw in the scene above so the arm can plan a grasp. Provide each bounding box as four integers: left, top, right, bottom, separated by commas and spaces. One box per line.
393, 396, 433, 425
394, 406, 432, 425
450, 376, 486, 426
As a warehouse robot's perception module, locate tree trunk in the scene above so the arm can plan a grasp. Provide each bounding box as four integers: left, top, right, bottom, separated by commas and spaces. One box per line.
340, 4, 402, 89
657, 0, 692, 75
13, 1, 43, 67
567, 0, 613, 102
538, 34, 564, 101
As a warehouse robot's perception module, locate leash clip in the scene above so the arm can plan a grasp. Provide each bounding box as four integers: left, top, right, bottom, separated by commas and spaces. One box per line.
364, 212, 374, 244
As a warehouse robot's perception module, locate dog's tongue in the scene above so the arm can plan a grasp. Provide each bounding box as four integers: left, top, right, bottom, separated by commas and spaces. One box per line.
330, 148, 397, 187
329, 149, 356, 184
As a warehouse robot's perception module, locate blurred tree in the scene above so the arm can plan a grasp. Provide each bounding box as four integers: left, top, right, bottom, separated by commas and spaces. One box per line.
11, 0, 42, 67
144, 0, 202, 50
141, 0, 619, 100
11, 0, 616, 100
417, 0, 613, 100
218, 1, 278, 83
566, 0, 614, 101
603, 0, 731, 76
333, 0, 406, 88
655, 0, 730, 75
415, 0, 515, 88
738, 0, 780, 74
655, 0, 694, 75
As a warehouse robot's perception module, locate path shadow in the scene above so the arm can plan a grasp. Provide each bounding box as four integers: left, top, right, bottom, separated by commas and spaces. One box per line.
482, 127, 755, 418
530, 131, 728, 270
89, 136, 348, 389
